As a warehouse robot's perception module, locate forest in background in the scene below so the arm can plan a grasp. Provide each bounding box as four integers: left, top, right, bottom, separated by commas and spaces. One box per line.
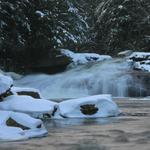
0, 0, 150, 73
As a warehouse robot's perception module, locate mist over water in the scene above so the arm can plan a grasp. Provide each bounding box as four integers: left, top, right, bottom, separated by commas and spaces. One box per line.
15, 58, 149, 99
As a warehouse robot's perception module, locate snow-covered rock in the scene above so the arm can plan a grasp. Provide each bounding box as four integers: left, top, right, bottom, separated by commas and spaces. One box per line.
0, 95, 57, 117
0, 74, 13, 95
129, 52, 150, 61
0, 111, 47, 141
11, 87, 43, 98
133, 60, 150, 72
61, 49, 112, 67
56, 95, 120, 118
128, 52, 150, 72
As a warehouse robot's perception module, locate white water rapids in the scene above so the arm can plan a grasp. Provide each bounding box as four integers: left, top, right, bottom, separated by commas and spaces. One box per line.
14, 58, 149, 99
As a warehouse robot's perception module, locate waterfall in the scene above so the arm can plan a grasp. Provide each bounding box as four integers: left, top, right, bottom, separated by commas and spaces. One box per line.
14, 58, 149, 99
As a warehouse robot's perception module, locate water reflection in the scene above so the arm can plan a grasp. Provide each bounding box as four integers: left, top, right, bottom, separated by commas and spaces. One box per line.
44, 117, 119, 128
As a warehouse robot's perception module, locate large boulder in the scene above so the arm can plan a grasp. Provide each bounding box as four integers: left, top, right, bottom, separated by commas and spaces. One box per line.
0, 95, 57, 118
11, 87, 43, 99
56, 95, 120, 118
30, 50, 71, 74
61, 49, 112, 67
0, 111, 47, 141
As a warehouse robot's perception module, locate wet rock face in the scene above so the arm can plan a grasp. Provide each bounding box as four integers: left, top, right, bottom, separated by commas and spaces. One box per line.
80, 104, 99, 115
30, 51, 71, 74
127, 71, 150, 97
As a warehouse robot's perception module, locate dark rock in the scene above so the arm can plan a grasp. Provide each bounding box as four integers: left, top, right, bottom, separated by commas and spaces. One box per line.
0, 88, 13, 102
17, 91, 41, 99
80, 104, 99, 115
6, 117, 30, 130
30, 53, 71, 74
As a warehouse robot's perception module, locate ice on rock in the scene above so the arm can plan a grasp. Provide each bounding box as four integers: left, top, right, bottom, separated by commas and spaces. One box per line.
56, 95, 120, 118
0, 111, 47, 141
0, 95, 57, 116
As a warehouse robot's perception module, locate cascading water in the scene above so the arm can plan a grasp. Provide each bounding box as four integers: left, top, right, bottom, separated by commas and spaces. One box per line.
14, 58, 149, 99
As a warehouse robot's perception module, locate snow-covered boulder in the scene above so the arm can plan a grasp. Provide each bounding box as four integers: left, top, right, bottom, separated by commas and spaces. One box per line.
0, 74, 13, 100
61, 49, 112, 67
56, 95, 120, 118
0, 74, 13, 95
0, 111, 47, 141
128, 52, 150, 72
129, 52, 150, 62
133, 60, 150, 72
11, 87, 43, 99
0, 95, 57, 118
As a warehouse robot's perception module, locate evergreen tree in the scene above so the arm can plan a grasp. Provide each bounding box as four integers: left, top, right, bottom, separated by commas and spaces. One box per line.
95, 0, 150, 54
0, 0, 88, 71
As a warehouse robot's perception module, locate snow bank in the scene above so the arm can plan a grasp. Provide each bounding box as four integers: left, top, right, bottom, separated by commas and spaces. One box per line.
56, 95, 120, 118
0, 95, 57, 116
0, 111, 47, 141
0, 73, 13, 95
61, 49, 112, 67
128, 52, 150, 72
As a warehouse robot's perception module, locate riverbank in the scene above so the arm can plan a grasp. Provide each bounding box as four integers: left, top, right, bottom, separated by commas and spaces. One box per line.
0, 99, 150, 150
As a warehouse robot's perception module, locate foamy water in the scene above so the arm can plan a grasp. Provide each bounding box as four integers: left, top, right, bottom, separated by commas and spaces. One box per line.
14, 58, 149, 99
